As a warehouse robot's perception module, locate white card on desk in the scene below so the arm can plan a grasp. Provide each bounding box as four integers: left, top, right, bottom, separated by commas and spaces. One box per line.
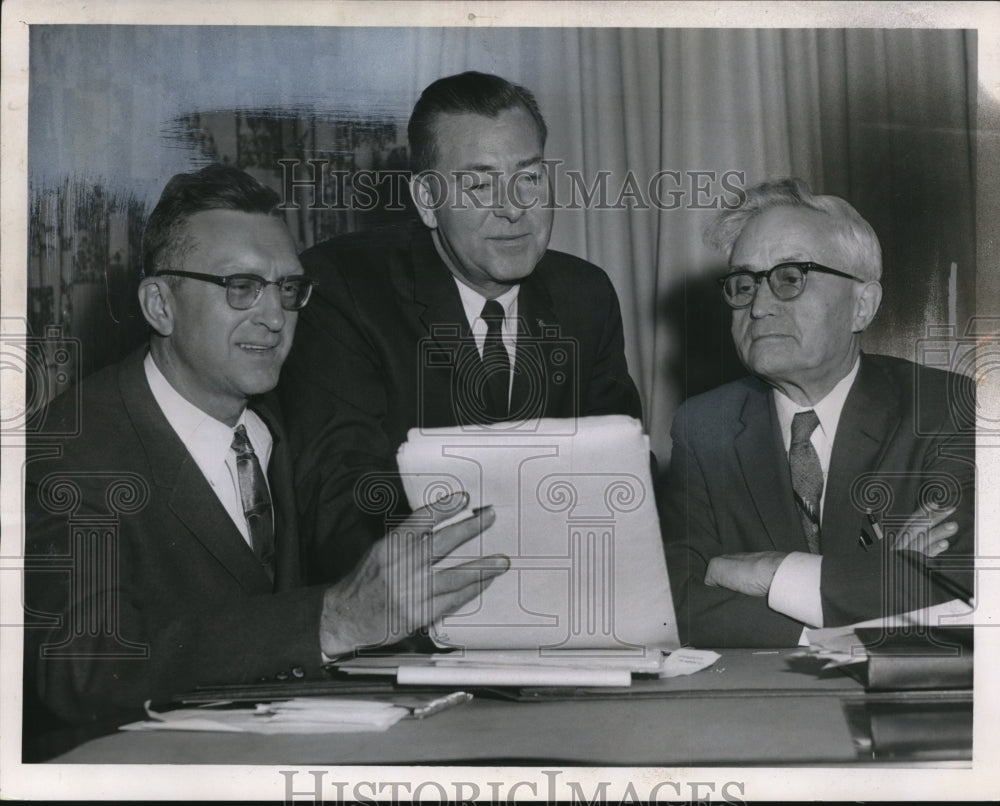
397, 415, 679, 653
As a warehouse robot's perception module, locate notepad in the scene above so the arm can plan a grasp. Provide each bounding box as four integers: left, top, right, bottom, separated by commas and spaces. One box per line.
396, 415, 679, 654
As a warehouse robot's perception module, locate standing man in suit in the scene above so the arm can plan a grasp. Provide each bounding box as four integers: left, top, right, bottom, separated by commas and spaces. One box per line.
279, 71, 642, 583
659, 178, 975, 647
23, 165, 507, 741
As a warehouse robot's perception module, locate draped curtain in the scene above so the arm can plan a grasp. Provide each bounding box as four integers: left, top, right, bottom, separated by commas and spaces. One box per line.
29, 26, 977, 464
382, 27, 976, 461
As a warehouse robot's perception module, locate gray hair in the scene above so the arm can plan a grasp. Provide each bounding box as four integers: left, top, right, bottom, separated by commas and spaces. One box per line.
705, 177, 882, 280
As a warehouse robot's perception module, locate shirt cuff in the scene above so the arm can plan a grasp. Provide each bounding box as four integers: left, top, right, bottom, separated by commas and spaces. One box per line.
768, 551, 824, 628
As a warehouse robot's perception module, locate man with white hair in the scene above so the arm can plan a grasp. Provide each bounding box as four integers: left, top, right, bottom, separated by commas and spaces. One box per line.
659, 178, 975, 647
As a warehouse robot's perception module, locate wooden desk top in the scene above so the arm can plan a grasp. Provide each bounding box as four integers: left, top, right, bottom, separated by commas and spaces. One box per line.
45, 649, 968, 766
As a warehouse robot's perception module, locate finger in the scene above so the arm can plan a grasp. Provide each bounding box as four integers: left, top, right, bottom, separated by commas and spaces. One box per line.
893, 520, 956, 551
429, 566, 507, 623
927, 539, 950, 558
405, 491, 471, 533
704, 557, 728, 588
925, 505, 958, 528
432, 553, 509, 594
929, 521, 959, 541
431, 506, 497, 558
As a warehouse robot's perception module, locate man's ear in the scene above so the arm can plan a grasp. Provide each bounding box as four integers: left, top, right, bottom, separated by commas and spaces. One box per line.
409, 172, 441, 230
138, 277, 175, 337
853, 280, 883, 333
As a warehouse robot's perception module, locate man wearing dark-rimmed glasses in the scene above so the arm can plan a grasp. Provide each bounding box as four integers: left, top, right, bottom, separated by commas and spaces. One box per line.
658, 177, 975, 647
23, 165, 507, 754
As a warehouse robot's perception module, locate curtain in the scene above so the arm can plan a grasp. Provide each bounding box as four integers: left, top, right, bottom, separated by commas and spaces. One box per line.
28, 26, 976, 464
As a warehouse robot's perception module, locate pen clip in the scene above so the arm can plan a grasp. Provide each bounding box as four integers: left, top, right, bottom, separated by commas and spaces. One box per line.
866, 509, 885, 542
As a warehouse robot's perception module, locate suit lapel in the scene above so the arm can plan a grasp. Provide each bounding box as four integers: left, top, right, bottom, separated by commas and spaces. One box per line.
410, 227, 473, 344
118, 348, 273, 593
821, 356, 901, 552
408, 228, 485, 424
511, 271, 561, 419
734, 381, 810, 552
253, 395, 301, 591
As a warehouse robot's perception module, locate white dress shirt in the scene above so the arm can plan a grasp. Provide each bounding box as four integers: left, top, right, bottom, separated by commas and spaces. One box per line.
144, 352, 272, 548
453, 278, 520, 403
767, 358, 861, 633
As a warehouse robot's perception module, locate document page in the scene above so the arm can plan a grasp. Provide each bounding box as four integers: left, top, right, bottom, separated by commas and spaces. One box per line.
397, 415, 679, 653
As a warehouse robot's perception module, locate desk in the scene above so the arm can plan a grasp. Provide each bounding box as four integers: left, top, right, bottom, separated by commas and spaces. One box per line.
48, 650, 971, 765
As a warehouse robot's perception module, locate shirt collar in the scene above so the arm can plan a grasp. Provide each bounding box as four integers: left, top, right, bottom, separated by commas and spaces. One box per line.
453, 277, 520, 331
143, 352, 262, 472
773, 357, 861, 443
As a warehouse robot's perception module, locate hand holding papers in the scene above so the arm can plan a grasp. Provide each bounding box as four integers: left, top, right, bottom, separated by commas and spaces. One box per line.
318, 492, 509, 657
395, 416, 679, 656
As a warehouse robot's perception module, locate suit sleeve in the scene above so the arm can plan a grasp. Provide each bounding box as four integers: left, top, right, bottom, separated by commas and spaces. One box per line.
580, 270, 643, 421
279, 252, 398, 583
659, 404, 805, 647
818, 374, 976, 625
23, 454, 329, 728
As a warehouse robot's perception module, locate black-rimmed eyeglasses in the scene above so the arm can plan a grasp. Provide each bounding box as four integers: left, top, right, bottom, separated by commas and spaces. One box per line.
156, 270, 317, 311
717, 261, 865, 309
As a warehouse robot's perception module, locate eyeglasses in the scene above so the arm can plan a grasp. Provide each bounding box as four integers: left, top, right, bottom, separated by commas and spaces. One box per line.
156, 270, 317, 311
718, 261, 865, 309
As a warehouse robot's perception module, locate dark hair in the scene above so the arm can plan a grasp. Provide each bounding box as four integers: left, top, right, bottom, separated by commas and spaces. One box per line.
142, 164, 282, 276
407, 71, 548, 173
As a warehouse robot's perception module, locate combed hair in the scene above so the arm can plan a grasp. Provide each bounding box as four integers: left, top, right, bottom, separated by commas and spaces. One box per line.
407, 71, 548, 174
142, 164, 282, 276
704, 177, 882, 280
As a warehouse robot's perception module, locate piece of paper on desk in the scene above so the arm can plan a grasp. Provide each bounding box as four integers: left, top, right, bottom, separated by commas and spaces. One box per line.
120, 698, 409, 734
397, 664, 632, 687
802, 599, 975, 667
396, 415, 679, 653
658, 648, 721, 677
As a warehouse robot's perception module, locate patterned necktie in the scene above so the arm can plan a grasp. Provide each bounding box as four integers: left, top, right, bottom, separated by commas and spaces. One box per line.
481, 299, 510, 421
789, 410, 823, 554
231, 424, 275, 582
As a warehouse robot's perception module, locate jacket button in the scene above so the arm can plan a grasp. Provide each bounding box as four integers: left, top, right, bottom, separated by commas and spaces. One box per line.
292, 666, 305, 678
276, 671, 289, 681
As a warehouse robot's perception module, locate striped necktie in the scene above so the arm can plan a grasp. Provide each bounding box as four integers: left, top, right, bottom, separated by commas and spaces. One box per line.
789, 410, 823, 554
231, 424, 275, 582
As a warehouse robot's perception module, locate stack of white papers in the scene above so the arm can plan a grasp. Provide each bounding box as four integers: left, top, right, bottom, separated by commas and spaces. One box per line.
396, 415, 679, 653
333, 647, 720, 685
120, 698, 409, 734
801, 599, 975, 668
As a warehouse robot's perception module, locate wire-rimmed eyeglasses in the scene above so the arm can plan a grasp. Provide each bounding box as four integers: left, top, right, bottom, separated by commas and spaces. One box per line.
156, 270, 317, 311
717, 261, 865, 309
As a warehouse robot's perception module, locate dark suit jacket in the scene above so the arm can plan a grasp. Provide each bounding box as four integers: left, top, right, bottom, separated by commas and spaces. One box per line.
23, 349, 327, 729
279, 223, 643, 583
658, 354, 975, 647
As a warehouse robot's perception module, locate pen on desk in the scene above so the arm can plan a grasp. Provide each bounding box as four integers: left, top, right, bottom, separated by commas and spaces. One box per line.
410, 691, 473, 719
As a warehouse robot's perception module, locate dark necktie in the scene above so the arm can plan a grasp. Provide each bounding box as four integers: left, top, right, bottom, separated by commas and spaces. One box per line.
481, 299, 510, 421
231, 424, 275, 582
789, 410, 823, 554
